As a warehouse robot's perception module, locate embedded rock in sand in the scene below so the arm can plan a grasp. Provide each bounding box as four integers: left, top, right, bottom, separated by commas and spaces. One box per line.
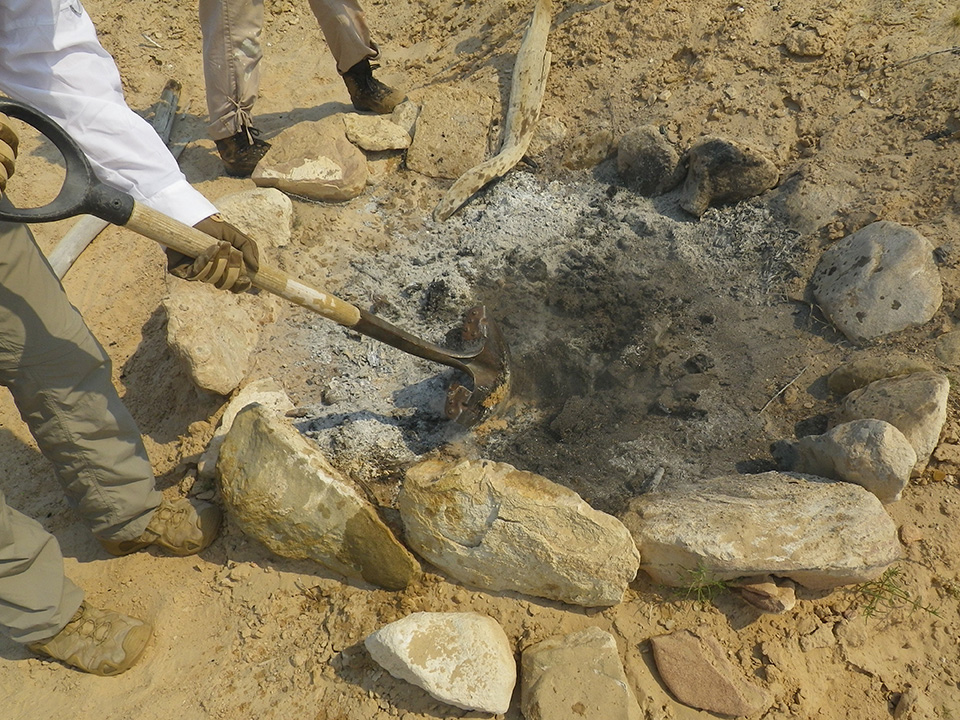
620, 471, 901, 590
405, 85, 493, 179
521, 627, 642, 720
365, 612, 516, 715
217, 404, 420, 590
616, 124, 684, 197
650, 630, 772, 716
399, 458, 640, 607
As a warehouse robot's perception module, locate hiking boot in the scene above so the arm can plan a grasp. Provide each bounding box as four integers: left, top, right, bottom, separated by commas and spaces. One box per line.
214, 128, 271, 177
28, 604, 152, 676
100, 498, 221, 557
342, 59, 406, 114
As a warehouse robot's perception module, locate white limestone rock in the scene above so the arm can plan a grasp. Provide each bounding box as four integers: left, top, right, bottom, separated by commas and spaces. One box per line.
196, 378, 295, 481
252, 117, 368, 202
365, 612, 516, 714
779, 419, 916, 503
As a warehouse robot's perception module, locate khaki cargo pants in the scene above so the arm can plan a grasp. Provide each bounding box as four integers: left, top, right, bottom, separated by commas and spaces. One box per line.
200, 0, 379, 140
0, 214, 160, 643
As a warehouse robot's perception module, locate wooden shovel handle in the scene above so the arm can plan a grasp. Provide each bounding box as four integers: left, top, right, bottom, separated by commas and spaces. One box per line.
126, 202, 362, 327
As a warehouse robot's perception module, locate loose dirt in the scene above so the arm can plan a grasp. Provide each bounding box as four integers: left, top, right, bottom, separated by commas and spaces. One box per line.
1, 1, 959, 718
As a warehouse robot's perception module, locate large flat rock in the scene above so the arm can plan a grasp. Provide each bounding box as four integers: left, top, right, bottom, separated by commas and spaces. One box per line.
620, 471, 901, 590
399, 458, 640, 607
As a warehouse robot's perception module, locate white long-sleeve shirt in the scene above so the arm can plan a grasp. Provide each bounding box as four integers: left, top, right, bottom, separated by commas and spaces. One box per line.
0, 0, 217, 226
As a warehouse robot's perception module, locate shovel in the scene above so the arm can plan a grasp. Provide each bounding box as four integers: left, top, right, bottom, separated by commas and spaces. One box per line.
0, 98, 510, 427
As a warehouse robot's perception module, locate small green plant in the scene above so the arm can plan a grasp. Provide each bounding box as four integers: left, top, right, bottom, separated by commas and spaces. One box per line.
853, 566, 941, 619
680, 564, 730, 605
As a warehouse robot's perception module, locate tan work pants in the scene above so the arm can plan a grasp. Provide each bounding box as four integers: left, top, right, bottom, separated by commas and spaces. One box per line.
0, 215, 160, 643
200, 0, 379, 140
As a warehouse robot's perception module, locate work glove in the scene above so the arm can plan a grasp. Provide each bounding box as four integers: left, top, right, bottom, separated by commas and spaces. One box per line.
167, 213, 260, 293
0, 112, 20, 193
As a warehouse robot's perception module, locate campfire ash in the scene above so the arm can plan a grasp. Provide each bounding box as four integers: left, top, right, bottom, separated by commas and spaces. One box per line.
280, 168, 807, 515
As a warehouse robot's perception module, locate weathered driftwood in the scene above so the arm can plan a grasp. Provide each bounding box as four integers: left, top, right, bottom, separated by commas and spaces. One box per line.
49, 79, 182, 279
433, 0, 552, 222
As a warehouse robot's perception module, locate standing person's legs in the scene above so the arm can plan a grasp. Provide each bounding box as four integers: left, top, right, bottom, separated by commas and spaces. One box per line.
0, 215, 161, 544
0, 488, 83, 644
308, 0, 404, 113
305, 0, 377, 73
199, 0, 265, 141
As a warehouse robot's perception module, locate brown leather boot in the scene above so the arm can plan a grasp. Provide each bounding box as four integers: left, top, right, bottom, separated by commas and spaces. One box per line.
214, 127, 271, 177
29, 604, 152, 676
342, 59, 406, 114
99, 498, 221, 557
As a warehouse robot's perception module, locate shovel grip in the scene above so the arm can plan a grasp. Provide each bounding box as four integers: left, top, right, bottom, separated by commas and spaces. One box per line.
126, 203, 362, 327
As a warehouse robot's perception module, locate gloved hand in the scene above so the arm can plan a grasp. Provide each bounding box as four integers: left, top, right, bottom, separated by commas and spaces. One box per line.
0, 112, 20, 193
167, 213, 260, 293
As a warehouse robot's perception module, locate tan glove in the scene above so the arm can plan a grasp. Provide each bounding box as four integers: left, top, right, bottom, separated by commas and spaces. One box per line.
167, 214, 260, 293
0, 112, 20, 193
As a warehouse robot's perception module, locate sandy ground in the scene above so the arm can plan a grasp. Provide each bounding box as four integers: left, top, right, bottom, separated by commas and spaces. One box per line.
1, 0, 960, 718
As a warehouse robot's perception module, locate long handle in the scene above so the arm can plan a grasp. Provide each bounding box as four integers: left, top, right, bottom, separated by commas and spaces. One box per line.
126, 202, 362, 327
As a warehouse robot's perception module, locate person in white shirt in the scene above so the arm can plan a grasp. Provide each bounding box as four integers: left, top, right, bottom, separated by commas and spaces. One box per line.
0, 0, 260, 675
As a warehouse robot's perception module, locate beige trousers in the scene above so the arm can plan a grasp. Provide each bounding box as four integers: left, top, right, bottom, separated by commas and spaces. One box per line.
200, 0, 379, 140
0, 214, 160, 643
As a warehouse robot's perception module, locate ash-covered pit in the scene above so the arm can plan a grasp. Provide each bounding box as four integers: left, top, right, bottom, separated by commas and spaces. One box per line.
279, 169, 818, 515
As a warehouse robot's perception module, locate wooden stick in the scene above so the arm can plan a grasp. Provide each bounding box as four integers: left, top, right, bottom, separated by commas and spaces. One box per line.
758, 365, 809, 414
433, 0, 552, 222
48, 79, 182, 279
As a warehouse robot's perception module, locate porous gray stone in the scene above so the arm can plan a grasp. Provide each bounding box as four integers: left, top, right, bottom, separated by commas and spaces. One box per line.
527, 115, 567, 156
835, 371, 949, 475
679, 136, 779, 216
521, 627, 642, 720
620, 471, 901, 590
365, 612, 516, 715
650, 630, 772, 716
217, 404, 420, 590
562, 129, 615, 170
811, 221, 942, 343
399, 458, 640, 607
934, 330, 960, 365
